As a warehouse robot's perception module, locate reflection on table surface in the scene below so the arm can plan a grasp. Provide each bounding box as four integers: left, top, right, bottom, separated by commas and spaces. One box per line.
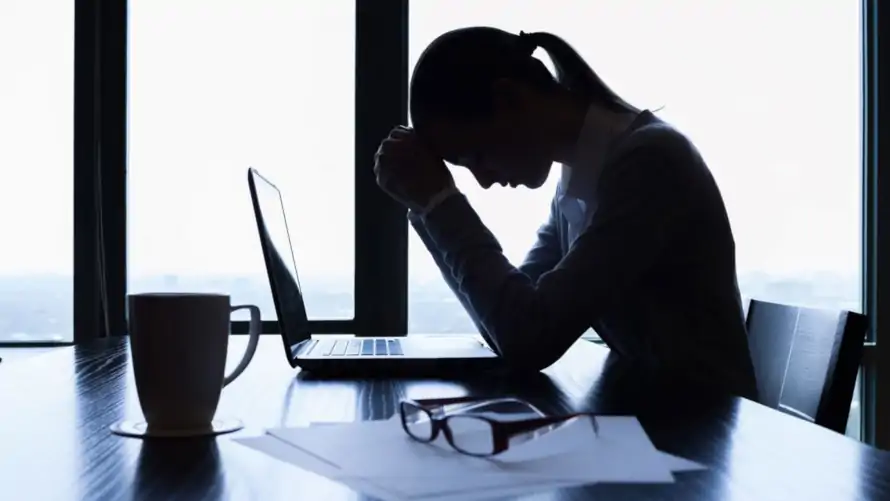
0, 336, 886, 501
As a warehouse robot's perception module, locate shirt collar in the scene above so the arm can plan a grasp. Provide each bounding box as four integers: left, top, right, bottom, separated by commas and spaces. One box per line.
559, 106, 641, 201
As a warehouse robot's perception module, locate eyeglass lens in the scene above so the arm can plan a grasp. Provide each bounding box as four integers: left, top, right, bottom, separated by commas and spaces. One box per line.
442, 415, 496, 455
401, 402, 435, 441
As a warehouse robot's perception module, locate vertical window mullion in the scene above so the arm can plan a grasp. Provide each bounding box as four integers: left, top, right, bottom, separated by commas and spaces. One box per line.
73, 0, 101, 343
99, 0, 128, 337
354, 0, 409, 337
864, 0, 890, 448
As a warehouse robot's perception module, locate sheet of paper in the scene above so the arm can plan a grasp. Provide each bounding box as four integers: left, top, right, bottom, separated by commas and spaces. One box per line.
473, 416, 674, 483
235, 434, 580, 501
268, 416, 518, 478
661, 453, 707, 472
233, 436, 404, 501
595, 417, 706, 473
267, 415, 682, 483
494, 415, 703, 472
238, 413, 706, 500
306, 415, 704, 474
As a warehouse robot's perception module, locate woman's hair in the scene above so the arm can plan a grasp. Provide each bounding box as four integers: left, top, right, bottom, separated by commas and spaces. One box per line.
410, 26, 634, 130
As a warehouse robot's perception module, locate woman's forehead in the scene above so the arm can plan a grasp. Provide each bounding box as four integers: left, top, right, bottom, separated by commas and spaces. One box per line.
419, 120, 485, 164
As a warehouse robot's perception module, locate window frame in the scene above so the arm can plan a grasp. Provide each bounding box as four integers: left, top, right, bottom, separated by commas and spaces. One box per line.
0, 0, 118, 347
72, 0, 127, 343
233, 0, 409, 337
861, 0, 889, 448
68, 0, 409, 341
64, 0, 889, 448
226, 1, 410, 337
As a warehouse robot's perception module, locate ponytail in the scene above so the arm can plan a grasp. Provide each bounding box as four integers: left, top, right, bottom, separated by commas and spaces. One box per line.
409, 27, 636, 130
520, 31, 635, 113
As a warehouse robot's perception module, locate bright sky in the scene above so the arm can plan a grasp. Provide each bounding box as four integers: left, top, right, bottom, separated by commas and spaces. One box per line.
0, 1, 861, 282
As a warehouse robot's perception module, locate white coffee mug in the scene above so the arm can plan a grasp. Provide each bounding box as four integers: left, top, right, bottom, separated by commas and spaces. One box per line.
127, 293, 261, 431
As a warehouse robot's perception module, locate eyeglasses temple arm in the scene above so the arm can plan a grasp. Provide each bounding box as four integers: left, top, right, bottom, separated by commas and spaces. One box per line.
497, 413, 598, 440
409, 396, 486, 406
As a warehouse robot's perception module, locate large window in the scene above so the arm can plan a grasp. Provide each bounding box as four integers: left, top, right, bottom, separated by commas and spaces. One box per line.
128, 1, 355, 321
3, 0, 876, 442
407, 2, 863, 434
408, 0, 861, 329
0, 1, 74, 343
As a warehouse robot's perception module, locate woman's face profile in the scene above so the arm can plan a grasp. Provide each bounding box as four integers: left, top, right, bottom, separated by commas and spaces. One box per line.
421, 86, 554, 190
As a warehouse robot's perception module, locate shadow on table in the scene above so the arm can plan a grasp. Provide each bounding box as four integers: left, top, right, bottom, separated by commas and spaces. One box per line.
290, 351, 739, 427
131, 438, 225, 501
293, 366, 574, 420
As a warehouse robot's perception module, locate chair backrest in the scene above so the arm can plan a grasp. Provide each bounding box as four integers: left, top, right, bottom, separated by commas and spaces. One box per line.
745, 299, 867, 433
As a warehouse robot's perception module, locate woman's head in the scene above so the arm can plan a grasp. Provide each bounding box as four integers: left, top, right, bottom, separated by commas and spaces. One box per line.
410, 26, 634, 189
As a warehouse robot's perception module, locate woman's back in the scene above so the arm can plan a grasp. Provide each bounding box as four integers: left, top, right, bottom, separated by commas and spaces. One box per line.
582, 112, 757, 399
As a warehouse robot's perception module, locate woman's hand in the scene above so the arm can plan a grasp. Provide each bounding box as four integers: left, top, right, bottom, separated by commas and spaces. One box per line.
374, 126, 455, 212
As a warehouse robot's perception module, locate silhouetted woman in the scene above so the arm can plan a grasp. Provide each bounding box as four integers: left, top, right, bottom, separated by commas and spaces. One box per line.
374, 27, 757, 400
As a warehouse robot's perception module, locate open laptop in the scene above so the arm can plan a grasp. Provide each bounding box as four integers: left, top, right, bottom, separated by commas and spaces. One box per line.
247, 168, 501, 375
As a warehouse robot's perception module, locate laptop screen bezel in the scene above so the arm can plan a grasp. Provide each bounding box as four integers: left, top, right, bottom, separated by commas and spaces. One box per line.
247, 167, 310, 368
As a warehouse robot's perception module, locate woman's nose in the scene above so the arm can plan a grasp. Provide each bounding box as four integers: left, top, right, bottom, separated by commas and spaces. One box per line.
470, 165, 497, 189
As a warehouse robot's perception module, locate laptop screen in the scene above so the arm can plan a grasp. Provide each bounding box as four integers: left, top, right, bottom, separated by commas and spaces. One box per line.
248, 168, 310, 360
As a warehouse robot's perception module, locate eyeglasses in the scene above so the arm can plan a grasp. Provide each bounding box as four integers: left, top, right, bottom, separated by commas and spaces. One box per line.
399, 396, 599, 457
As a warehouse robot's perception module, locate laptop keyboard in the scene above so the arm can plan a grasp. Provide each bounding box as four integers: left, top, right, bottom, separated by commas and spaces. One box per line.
307, 338, 403, 357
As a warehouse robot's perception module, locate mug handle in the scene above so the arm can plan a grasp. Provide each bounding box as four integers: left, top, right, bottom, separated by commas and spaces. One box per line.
223, 304, 262, 387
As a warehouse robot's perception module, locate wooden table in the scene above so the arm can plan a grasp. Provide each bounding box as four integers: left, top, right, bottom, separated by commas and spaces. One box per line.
1, 337, 888, 501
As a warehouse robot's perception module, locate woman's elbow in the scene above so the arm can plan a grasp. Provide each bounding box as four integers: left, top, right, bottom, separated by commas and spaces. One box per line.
496, 338, 561, 372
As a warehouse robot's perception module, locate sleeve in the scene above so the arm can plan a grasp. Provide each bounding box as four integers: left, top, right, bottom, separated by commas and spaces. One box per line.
408, 210, 493, 342
518, 194, 564, 283
408, 190, 564, 347
417, 144, 693, 371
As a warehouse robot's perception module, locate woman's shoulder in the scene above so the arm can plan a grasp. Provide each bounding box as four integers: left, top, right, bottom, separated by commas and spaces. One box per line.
617, 111, 702, 162
603, 111, 714, 194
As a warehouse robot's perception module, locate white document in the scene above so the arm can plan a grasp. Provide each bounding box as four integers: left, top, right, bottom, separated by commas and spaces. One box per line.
234, 414, 706, 501
235, 435, 404, 501
662, 453, 708, 472
235, 434, 580, 501
307, 414, 704, 474
489, 416, 672, 483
